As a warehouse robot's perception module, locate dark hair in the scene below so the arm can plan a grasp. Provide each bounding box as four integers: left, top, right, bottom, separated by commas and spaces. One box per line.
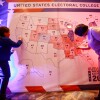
75, 24, 88, 36
0, 26, 10, 37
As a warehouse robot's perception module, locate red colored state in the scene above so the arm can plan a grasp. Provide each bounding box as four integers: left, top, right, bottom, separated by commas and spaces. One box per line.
48, 18, 58, 24
48, 23, 59, 30
50, 35, 62, 43
61, 34, 72, 44
53, 42, 64, 50
37, 25, 48, 34
61, 35, 75, 58
50, 35, 64, 50
30, 30, 39, 41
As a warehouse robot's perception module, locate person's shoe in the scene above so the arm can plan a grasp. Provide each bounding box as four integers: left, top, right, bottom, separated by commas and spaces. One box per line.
0, 94, 6, 100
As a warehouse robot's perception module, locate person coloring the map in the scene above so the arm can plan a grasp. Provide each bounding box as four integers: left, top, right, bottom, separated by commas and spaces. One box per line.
75, 24, 100, 100
0, 26, 23, 100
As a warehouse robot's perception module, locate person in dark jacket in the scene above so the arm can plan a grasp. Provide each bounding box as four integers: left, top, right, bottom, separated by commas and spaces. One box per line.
0, 26, 22, 100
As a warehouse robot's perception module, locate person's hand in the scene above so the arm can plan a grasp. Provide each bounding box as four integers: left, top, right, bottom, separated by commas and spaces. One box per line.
18, 37, 23, 41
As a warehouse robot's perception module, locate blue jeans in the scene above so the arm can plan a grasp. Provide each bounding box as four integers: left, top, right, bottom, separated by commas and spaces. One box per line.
0, 61, 10, 96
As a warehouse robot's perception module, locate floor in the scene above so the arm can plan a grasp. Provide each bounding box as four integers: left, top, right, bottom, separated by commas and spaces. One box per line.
6, 90, 99, 100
